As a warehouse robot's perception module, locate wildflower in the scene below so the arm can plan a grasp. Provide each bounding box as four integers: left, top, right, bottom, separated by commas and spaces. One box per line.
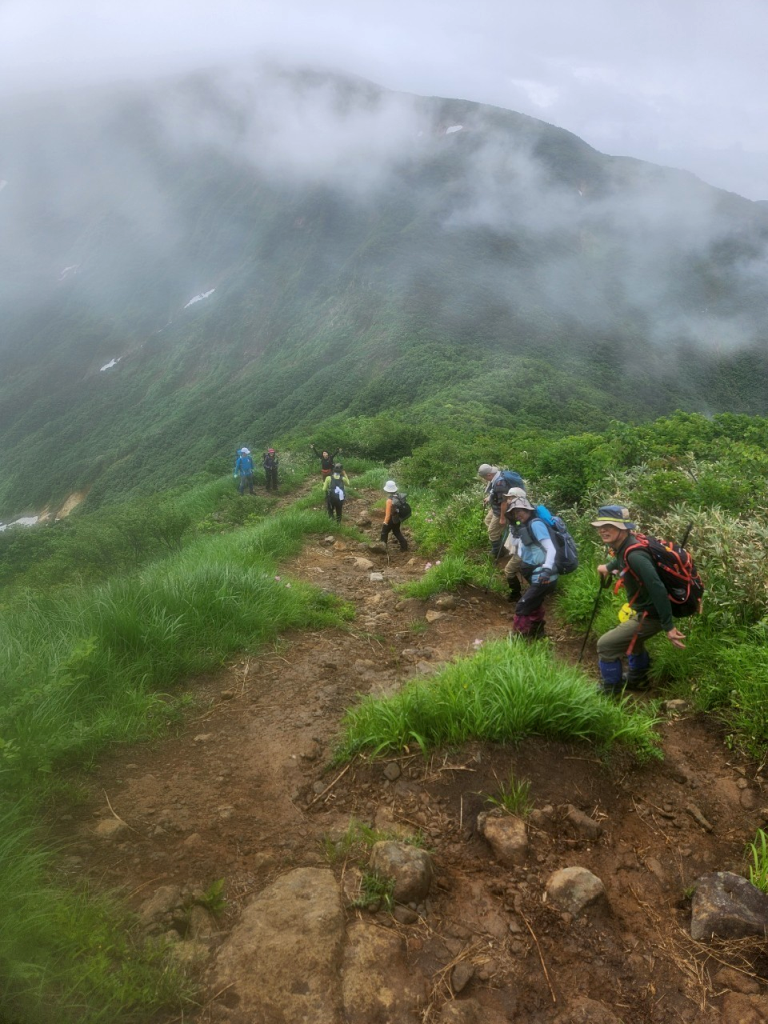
424, 562, 432, 571
274, 576, 281, 581
473, 639, 484, 648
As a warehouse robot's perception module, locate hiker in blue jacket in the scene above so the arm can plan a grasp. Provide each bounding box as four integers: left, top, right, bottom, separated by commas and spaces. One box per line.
233, 447, 254, 495
504, 490, 557, 638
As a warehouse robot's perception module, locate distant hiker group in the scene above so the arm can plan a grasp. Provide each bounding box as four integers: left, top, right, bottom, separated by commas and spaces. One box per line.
232, 441, 702, 698
234, 447, 280, 493
477, 464, 702, 694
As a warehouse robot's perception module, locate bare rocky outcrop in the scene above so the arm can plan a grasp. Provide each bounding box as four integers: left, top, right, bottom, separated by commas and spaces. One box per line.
213, 867, 345, 1023
342, 919, 427, 1023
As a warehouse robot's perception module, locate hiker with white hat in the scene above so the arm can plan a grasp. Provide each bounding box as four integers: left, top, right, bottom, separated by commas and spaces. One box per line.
380, 480, 409, 551
233, 447, 254, 495
504, 489, 558, 639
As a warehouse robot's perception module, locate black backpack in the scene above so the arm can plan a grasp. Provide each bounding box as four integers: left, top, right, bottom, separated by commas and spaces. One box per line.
392, 493, 412, 522
328, 473, 346, 501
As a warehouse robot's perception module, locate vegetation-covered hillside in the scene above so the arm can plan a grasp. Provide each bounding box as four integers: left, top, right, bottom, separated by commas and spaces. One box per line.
2, 66, 768, 518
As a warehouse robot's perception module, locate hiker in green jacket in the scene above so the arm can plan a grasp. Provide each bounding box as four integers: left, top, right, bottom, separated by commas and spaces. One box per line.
592, 505, 686, 695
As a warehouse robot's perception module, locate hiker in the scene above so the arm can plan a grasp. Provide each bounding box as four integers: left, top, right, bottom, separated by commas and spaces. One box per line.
323, 463, 349, 522
380, 480, 408, 551
233, 447, 254, 495
504, 490, 557, 638
478, 464, 525, 557
501, 486, 527, 600
263, 448, 279, 491
310, 444, 343, 480
592, 505, 686, 694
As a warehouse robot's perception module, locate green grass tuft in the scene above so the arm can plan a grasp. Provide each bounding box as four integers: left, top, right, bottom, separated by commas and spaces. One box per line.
336, 638, 660, 762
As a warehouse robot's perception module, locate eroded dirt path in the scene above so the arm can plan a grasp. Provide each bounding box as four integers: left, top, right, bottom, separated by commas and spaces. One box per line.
51, 489, 768, 1023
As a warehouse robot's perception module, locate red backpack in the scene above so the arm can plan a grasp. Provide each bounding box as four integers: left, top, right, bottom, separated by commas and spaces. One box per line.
619, 534, 704, 618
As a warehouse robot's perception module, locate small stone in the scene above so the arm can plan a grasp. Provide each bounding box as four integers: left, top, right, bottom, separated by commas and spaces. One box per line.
425, 610, 445, 623
713, 966, 761, 995
451, 961, 474, 994
663, 699, 692, 714
93, 818, 128, 839
220, 690, 235, 700
369, 841, 434, 903
332, 541, 347, 551
477, 811, 528, 867
321, 535, 335, 545
392, 905, 419, 925
369, 572, 385, 583
564, 804, 604, 840
353, 557, 374, 570
383, 762, 401, 781
366, 543, 388, 555
545, 866, 607, 917
193, 733, 213, 743
435, 595, 458, 610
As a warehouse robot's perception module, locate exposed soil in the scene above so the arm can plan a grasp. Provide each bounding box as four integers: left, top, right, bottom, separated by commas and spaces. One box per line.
50, 487, 768, 1023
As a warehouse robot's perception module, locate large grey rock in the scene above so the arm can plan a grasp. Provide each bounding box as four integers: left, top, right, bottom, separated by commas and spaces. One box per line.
691, 871, 768, 941
213, 867, 345, 1023
477, 810, 528, 867
545, 867, 607, 916
366, 542, 388, 555
369, 841, 434, 903
342, 920, 426, 1023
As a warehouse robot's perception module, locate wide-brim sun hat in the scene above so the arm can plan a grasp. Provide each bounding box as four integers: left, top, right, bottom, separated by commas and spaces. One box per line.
505, 486, 527, 501
591, 505, 636, 530
507, 496, 535, 512
383, 480, 398, 493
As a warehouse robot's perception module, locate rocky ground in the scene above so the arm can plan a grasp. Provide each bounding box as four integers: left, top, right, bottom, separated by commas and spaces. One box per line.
50, 488, 768, 1023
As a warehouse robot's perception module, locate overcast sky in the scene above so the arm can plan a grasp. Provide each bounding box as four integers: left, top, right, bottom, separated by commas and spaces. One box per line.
2, 0, 766, 201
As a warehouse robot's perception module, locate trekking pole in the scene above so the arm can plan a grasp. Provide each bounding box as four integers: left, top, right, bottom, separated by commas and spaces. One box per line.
577, 575, 609, 663
680, 521, 693, 548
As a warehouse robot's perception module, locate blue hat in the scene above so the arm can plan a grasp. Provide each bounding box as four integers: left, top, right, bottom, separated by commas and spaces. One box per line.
591, 505, 636, 530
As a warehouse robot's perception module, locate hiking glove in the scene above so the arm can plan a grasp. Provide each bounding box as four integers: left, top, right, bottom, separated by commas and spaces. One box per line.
534, 568, 552, 585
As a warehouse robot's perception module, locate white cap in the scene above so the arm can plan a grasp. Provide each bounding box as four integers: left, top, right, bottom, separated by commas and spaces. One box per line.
383, 480, 398, 493
477, 463, 497, 477
240, 447, 250, 455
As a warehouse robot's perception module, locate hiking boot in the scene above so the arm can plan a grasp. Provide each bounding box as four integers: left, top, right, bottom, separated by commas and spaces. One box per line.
507, 579, 522, 602
623, 673, 651, 692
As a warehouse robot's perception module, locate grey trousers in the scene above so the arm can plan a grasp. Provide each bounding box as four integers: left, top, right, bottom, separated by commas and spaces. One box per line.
596, 616, 665, 660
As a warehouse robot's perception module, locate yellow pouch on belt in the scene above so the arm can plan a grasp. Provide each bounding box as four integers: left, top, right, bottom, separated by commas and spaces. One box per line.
618, 602, 637, 623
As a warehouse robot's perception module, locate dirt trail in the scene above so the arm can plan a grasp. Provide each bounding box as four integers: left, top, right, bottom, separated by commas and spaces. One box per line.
51, 488, 768, 1023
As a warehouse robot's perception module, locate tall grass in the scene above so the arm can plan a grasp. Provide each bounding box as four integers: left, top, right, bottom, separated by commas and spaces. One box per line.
0, 508, 345, 791
399, 553, 502, 599
0, 804, 194, 1024
336, 638, 660, 762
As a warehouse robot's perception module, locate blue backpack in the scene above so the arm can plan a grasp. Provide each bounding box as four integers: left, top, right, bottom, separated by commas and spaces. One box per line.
500, 469, 525, 490
533, 505, 579, 575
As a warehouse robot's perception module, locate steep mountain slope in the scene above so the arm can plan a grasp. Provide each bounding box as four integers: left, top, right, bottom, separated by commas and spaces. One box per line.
2, 65, 768, 516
